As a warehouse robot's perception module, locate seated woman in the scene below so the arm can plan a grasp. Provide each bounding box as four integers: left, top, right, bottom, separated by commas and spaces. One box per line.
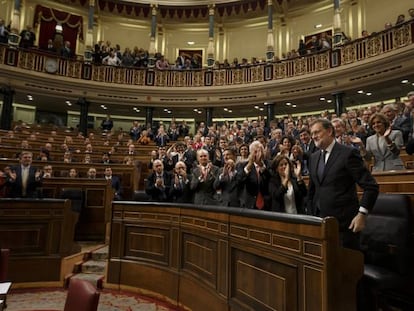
137, 130, 151, 145
363, 113, 404, 171
268, 154, 307, 214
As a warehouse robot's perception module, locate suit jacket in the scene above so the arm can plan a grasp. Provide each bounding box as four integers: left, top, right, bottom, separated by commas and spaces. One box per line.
365, 130, 404, 172
8, 165, 42, 198
190, 164, 219, 205
213, 168, 240, 207
269, 176, 307, 214
145, 171, 172, 202
300, 140, 318, 161
236, 162, 271, 210
108, 175, 122, 200
307, 143, 379, 231
392, 116, 411, 143
169, 174, 193, 203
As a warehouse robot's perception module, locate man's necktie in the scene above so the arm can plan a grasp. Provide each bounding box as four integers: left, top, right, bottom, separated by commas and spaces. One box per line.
22, 167, 29, 196
255, 167, 264, 209
317, 150, 326, 182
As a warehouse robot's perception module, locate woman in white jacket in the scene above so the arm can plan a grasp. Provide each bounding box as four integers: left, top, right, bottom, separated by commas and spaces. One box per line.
363, 113, 404, 171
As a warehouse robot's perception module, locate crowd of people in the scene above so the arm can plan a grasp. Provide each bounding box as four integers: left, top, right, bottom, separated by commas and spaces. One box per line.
1, 91, 412, 204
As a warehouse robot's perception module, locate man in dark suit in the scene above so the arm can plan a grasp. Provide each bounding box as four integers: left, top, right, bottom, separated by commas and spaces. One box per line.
299, 128, 318, 175
237, 140, 271, 210
382, 103, 411, 144
7, 151, 42, 198
213, 148, 240, 207
145, 159, 172, 202
104, 167, 122, 200
190, 149, 219, 206
169, 161, 192, 203
307, 118, 379, 250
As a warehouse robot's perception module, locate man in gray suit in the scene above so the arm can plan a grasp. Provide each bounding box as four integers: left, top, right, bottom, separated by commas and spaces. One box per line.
190, 149, 219, 206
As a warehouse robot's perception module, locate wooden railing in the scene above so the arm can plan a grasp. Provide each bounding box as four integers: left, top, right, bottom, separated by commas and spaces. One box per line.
1, 20, 412, 88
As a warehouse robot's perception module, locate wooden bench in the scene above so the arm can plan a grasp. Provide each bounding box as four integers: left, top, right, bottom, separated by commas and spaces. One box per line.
0, 159, 141, 200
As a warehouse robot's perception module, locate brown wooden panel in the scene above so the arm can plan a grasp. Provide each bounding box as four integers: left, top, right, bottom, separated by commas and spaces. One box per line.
181, 232, 217, 288
230, 248, 298, 311
0, 225, 47, 254
108, 202, 364, 311
125, 226, 169, 265
0, 199, 76, 283
303, 265, 323, 311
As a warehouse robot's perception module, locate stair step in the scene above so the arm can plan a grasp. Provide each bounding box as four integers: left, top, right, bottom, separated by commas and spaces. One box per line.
91, 245, 109, 261
70, 273, 105, 289
82, 260, 107, 273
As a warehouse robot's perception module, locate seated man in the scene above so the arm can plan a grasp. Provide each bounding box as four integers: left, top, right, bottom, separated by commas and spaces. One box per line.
87, 167, 97, 179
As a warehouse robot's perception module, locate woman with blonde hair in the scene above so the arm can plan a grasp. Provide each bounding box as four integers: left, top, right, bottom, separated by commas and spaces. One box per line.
363, 113, 404, 171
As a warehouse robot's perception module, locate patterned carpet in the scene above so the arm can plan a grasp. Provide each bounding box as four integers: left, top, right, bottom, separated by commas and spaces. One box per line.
6, 288, 179, 311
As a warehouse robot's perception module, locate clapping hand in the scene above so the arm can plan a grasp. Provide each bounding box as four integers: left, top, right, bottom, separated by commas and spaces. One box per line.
293, 160, 302, 178
383, 126, 392, 138
9, 170, 17, 182
35, 169, 42, 179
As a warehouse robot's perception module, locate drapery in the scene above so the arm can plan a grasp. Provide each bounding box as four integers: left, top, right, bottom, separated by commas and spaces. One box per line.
34, 5, 83, 52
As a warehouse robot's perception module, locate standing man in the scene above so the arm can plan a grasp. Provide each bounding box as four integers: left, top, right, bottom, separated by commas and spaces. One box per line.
145, 159, 172, 202
19, 25, 36, 48
7, 151, 42, 198
190, 149, 219, 206
237, 140, 271, 210
213, 148, 240, 207
0, 19, 10, 44
104, 167, 122, 200
307, 118, 378, 249
169, 161, 192, 203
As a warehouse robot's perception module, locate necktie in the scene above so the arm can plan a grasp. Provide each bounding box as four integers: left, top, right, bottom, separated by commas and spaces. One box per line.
317, 150, 326, 182
22, 167, 29, 196
255, 166, 264, 210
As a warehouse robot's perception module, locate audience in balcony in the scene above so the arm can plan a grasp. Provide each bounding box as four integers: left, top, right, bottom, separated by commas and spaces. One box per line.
19, 25, 35, 49
395, 14, 406, 25
102, 50, 121, 66
60, 41, 73, 58
0, 19, 10, 44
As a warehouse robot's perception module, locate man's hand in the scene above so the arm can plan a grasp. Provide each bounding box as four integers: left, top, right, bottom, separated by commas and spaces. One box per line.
349, 213, 366, 233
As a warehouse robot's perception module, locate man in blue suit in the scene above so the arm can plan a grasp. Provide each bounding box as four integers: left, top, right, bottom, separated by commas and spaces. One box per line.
104, 167, 122, 200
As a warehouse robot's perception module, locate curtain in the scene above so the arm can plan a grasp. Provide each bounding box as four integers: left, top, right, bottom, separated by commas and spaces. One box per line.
34, 5, 83, 52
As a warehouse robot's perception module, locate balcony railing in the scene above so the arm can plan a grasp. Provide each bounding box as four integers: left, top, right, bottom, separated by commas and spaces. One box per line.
1, 20, 413, 88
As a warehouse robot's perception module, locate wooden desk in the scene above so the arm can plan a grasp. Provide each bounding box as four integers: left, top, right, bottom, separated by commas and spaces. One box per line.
107, 202, 363, 311
0, 199, 76, 283
41, 178, 113, 241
